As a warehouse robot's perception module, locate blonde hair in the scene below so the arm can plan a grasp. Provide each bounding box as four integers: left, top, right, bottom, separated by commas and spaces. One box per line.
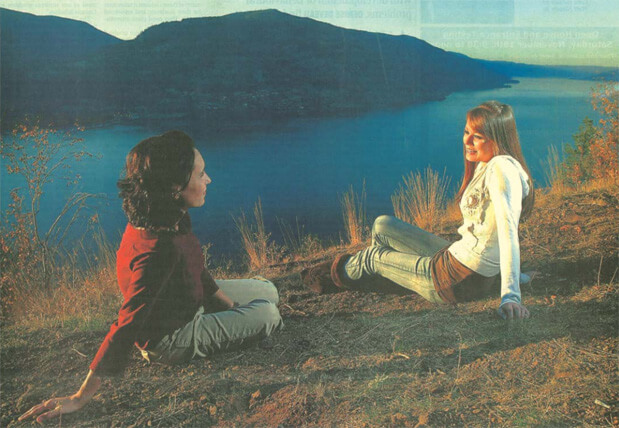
456, 101, 535, 219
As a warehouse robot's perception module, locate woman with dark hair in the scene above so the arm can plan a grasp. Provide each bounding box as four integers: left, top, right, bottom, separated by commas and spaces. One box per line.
302, 101, 534, 320
19, 131, 283, 423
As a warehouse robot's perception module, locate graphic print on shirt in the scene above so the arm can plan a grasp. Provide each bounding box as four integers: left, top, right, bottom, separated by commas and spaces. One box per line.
461, 167, 490, 226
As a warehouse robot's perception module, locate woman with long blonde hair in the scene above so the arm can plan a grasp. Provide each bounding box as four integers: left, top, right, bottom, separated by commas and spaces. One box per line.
303, 101, 534, 320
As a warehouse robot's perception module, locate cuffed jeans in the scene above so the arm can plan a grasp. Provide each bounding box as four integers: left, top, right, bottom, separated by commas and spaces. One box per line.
143, 277, 283, 365
344, 215, 447, 304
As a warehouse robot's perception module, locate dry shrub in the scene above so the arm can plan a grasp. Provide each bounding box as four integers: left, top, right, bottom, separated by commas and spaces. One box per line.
391, 167, 451, 232
8, 229, 119, 328
340, 182, 367, 245
543, 144, 570, 195
558, 82, 618, 189
443, 199, 463, 226
589, 82, 618, 182
233, 198, 278, 270
0, 123, 106, 325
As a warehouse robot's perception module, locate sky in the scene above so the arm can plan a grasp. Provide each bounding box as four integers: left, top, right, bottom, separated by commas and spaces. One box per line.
1, 0, 618, 67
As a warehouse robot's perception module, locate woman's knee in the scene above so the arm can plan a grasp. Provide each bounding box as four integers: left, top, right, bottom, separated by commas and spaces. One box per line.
372, 215, 398, 238
217, 277, 280, 305
251, 276, 280, 304
262, 302, 283, 334
248, 300, 283, 334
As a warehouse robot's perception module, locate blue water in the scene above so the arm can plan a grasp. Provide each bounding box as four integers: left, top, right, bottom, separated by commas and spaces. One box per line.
1, 78, 598, 260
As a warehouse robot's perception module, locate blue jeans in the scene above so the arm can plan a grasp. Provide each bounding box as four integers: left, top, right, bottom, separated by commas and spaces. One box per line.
144, 277, 283, 365
343, 215, 448, 303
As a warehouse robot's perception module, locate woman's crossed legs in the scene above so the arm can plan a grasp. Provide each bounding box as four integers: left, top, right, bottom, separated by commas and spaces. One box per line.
146, 277, 283, 364
343, 215, 448, 303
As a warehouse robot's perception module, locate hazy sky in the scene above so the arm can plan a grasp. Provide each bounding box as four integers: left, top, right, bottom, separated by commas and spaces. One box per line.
1, 0, 618, 66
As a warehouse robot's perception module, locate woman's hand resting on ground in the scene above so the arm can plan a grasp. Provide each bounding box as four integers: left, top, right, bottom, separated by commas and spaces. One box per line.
19, 395, 88, 423
18, 370, 101, 424
498, 302, 530, 320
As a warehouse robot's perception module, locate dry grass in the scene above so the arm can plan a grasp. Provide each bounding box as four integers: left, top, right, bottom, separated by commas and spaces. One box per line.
443, 199, 463, 225
543, 144, 571, 195
233, 198, 279, 271
4, 278, 616, 427
578, 176, 619, 194
391, 166, 451, 232
7, 231, 119, 329
340, 182, 367, 246
539, 144, 618, 197
537, 144, 619, 208
2, 179, 618, 427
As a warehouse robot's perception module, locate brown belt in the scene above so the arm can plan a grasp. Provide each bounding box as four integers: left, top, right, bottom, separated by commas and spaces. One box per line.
430, 246, 499, 304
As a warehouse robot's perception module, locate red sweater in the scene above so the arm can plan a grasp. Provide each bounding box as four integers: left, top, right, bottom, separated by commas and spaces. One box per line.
89, 218, 219, 376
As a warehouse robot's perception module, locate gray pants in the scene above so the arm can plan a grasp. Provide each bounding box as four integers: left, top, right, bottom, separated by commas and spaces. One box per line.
344, 215, 447, 303
144, 277, 283, 365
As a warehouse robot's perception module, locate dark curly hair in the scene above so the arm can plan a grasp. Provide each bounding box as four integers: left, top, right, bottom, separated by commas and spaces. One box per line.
118, 130, 196, 231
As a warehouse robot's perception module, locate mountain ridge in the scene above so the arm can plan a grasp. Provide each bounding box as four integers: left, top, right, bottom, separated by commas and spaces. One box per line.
2, 8, 611, 134
1, 8, 511, 132
0, 7, 120, 64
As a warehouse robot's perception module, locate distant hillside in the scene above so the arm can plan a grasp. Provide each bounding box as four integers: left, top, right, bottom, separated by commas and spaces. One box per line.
477, 59, 618, 80
2, 9, 513, 132
0, 8, 122, 129
0, 8, 120, 64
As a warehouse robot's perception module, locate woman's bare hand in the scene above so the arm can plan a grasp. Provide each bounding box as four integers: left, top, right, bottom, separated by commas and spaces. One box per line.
498, 302, 530, 320
18, 370, 101, 424
18, 395, 86, 423
211, 289, 235, 310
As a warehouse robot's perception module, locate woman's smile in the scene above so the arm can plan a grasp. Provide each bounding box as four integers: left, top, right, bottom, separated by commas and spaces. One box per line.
463, 121, 494, 163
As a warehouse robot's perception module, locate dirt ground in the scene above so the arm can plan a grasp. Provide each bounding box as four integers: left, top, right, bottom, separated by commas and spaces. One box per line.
2, 187, 618, 427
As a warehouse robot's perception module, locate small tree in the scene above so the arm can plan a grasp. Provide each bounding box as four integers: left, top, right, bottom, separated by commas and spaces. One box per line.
561, 82, 619, 186
0, 122, 98, 297
589, 82, 618, 181
563, 117, 597, 185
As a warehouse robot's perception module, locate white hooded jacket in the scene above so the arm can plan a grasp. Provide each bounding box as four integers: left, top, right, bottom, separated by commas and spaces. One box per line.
449, 155, 530, 306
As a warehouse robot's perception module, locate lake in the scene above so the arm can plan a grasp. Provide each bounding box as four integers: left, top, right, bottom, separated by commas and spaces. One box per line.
1, 78, 598, 261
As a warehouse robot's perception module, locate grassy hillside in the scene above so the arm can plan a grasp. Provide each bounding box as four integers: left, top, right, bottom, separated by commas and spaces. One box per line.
2, 184, 617, 427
